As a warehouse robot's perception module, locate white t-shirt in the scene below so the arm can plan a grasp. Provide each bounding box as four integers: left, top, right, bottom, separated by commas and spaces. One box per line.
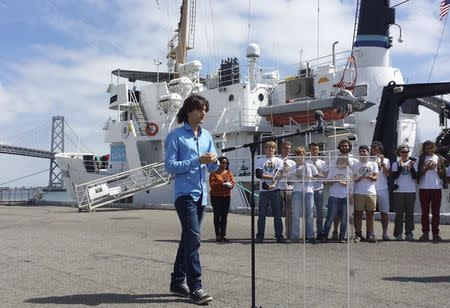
392, 159, 416, 193
256, 156, 283, 191
279, 157, 296, 190
322, 155, 359, 174
327, 166, 351, 198
415, 154, 442, 189
374, 157, 390, 190
352, 161, 379, 195
286, 162, 318, 193
306, 158, 326, 190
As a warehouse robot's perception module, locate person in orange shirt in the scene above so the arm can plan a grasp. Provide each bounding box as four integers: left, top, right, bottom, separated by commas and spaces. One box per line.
209, 156, 236, 242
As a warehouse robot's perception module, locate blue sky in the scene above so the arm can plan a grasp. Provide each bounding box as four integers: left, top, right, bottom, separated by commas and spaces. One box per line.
0, 0, 449, 187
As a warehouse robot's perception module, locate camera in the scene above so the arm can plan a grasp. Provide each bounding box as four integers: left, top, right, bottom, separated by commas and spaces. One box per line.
262, 182, 270, 190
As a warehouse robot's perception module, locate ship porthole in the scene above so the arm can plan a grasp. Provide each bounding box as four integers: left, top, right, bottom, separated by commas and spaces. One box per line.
258, 93, 264, 101
228, 94, 234, 102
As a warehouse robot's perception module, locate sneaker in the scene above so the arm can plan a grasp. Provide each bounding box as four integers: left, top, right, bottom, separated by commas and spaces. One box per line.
405, 234, 414, 241
419, 233, 429, 242
395, 235, 403, 241
307, 238, 316, 244
170, 281, 190, 297
331, 231, 339, 241
221, 236, 230, 242
432, 234, 442, 243
367, 233, 377, 243
276, 237, 287, 243
354, 232, 365, 242
316, 233, 323, 241
321, 237, 328, 243
190, 288, 213, 305
215, 235, 222, 242
339, 237, 347, 243
382, 234, 390, 241
255, 237, 263, 243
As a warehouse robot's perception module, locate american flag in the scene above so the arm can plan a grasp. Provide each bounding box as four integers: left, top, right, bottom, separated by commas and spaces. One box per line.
440, 0, 450, 20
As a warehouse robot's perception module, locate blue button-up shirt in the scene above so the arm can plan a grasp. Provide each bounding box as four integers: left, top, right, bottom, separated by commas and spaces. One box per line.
165, 122, 219, 205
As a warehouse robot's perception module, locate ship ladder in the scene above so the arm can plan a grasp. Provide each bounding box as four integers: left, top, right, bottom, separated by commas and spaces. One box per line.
74, 162, 171, 212
129, 90, 148, 135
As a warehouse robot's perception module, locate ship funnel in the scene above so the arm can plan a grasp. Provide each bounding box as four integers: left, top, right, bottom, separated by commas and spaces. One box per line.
354, 0, 395, 49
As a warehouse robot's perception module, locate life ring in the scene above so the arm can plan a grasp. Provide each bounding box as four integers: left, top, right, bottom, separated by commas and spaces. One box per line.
145, 122, 159, 136
121, 123, 130, 138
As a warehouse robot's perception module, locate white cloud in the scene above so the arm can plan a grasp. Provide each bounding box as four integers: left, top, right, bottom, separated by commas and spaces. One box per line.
1, 0, 450, 186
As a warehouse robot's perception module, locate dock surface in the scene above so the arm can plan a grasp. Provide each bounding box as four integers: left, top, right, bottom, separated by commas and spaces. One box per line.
1, 205, 450, 307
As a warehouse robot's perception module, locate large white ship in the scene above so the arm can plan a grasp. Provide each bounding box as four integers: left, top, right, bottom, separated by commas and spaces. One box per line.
55, 0, 450, 213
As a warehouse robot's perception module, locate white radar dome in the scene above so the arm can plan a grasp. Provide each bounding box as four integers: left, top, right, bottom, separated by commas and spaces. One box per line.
246, 43, 260, 58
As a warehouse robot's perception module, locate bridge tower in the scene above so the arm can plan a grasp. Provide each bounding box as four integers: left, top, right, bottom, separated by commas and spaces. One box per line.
48, 116, 65, 191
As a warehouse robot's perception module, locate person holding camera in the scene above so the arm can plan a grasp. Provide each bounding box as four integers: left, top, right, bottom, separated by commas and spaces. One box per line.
370, 141, 391, 241
415, 140, 446, 242
288, 146, 319, 243
256, 141, 285, 243
209, 156, 235, 242
391, 144, 418, 241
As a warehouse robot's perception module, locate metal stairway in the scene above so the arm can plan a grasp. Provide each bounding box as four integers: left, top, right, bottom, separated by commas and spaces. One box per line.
74, 162, 171, 212
129, 90, 147, 135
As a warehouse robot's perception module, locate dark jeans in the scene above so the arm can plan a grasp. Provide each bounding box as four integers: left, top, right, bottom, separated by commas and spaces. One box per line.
211, 195, 231, 237
171, 195, 205, 292
281, 190, 293, 238
322, 196, 347, 240
393, 192, 416, 236
257, 189, 283, 240
419, 189, 442, 235
314, 189, 324, 234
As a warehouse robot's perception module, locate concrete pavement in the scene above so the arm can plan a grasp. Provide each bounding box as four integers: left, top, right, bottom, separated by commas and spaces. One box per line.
0, 205, 449, 307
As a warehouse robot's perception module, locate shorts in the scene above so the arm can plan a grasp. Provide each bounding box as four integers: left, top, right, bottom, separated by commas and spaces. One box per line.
376, 189, 390, 213
354, 194, 377, 212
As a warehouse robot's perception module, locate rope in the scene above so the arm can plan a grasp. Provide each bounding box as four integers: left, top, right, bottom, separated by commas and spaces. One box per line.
428, 15, 448, 82
0, 168, 49, 186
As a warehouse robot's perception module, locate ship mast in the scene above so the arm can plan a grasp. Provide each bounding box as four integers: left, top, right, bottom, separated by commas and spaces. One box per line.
169, 0, 196, 66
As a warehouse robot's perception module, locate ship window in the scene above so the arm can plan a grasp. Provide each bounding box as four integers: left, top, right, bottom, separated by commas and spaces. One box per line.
258, 93, 264, 101
353, 85, 367, 97
228, 94, 234, 102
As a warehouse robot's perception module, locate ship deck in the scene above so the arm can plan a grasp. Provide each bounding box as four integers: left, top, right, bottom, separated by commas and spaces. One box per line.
1, 205, 449, 307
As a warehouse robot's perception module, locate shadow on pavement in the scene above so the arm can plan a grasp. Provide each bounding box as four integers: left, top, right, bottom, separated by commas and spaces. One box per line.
24, 293, 189, 306
383, 276, 450, 283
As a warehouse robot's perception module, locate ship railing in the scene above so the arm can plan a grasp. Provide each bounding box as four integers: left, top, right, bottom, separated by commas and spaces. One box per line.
74, 162, 171, 212
207, 65, 280, 90
298, 49, 353, 77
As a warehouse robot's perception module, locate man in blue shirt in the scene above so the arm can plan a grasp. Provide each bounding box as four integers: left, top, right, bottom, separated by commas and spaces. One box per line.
165, 94, 218, 305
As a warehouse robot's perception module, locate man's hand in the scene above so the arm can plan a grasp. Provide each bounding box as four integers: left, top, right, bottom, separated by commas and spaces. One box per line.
199, 153, 217, 164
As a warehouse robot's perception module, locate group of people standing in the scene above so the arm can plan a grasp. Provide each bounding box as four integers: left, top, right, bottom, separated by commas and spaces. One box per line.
163, 93, 446, 305
254, 139, 446, 245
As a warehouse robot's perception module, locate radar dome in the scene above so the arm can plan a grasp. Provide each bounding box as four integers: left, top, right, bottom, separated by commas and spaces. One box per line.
246, 43, 260, 58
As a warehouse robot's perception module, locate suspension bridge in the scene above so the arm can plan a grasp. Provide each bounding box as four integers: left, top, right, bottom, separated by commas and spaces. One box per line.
0, 116, 92, 191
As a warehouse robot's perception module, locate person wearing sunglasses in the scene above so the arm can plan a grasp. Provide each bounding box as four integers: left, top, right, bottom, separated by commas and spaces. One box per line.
391, 144, 418, 241
209, 156, 236, 242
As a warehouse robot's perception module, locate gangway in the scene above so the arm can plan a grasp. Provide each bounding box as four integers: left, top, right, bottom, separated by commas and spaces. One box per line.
74, 162, 171, 212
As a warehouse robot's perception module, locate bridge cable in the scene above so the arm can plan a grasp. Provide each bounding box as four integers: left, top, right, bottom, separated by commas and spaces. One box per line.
64, 120, 94, 153
0, 168, 50, 186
